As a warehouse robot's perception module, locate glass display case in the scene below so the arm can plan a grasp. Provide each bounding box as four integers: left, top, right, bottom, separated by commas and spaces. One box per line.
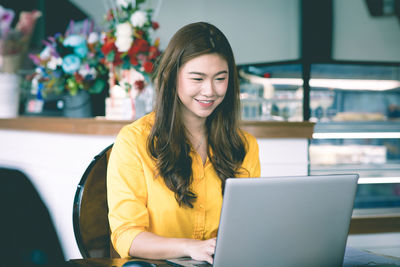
308, 62, 400, 212
238, 62, 304, 121
238, 61, 400, 212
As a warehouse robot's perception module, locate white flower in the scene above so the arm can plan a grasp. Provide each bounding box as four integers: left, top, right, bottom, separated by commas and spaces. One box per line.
78, 64, 96, 77
39, 46, 52, 60
130, 10, 148, 28
130, 68, 145, 81
46, 56, 62, 70
115, 23, 133, 52
115, 36, 133, 52
87, 32, 99, 44
116, 0, 135, 8
110, 84, 128, 98
115, 22, 132, 38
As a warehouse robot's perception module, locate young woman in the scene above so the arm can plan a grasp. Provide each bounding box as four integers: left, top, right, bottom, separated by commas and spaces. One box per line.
107, 22, 260, 264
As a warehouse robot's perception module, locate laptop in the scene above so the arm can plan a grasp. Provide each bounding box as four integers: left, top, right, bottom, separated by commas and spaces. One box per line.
166, 174, 359, 267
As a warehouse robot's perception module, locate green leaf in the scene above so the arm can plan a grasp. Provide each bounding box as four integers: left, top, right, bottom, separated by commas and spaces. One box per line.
89, 79, 106, 94
106, 50, 115, 62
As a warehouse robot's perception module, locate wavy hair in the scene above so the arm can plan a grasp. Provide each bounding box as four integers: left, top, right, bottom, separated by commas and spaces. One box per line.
148, 22, 247, 208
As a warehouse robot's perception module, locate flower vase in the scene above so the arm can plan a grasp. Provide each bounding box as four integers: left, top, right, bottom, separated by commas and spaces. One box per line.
0, 73, 21, 118
62, 90, 92, 118
0, 54, 22, 73
105, 96, 135, 120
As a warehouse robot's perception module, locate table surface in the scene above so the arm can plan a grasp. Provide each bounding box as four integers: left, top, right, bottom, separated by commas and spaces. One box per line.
67, 258, 169, 267
67, 247, 400, 267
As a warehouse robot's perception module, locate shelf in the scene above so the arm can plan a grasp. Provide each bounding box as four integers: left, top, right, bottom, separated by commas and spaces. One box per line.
310, 162, 400, 173
313, 120, 400, 133
310, 162, 400, 183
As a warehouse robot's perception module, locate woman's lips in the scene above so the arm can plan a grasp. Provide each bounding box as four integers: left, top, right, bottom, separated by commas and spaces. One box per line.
196, 99, 214, 108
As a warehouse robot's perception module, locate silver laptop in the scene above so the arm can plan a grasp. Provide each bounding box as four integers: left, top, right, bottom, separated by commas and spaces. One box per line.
167, 174, 359, 267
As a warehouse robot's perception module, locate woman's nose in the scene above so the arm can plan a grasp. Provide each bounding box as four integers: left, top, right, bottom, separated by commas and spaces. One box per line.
201, 80, 214, 95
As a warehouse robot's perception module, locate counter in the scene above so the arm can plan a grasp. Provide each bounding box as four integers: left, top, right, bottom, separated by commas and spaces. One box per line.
0, 116, 314, 138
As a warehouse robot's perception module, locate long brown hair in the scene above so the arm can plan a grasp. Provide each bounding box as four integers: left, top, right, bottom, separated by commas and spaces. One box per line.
148, 22, 247, 208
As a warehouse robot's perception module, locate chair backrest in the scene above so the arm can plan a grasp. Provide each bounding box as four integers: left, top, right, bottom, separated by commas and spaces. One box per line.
73, 144, 119, 258
1, 168, 66, 266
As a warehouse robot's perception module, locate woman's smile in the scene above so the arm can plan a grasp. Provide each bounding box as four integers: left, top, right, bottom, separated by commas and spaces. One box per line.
195, 98, 215, 107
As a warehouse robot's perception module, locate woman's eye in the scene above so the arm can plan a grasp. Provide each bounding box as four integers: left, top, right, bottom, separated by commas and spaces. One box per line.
191, 78, 203, 81
216, 77, 226, 81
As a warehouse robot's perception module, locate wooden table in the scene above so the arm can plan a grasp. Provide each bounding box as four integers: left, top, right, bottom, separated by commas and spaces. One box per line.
67, 258, 169, 267
67, 248, 400, 267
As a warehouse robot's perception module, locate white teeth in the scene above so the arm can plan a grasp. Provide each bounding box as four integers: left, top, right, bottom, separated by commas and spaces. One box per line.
197, 100, 213, 103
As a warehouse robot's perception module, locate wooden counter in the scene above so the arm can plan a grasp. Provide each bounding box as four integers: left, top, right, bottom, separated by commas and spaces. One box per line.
0, 116, 315, 138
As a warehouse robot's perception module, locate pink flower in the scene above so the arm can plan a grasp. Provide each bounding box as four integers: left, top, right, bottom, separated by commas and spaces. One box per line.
0, 6, 15, 36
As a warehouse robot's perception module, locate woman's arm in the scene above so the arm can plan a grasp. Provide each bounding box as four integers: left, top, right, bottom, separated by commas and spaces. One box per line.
130, 232, 216, 264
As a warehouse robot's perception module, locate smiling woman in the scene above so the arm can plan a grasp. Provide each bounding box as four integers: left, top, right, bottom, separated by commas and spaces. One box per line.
106, 22, 261, 263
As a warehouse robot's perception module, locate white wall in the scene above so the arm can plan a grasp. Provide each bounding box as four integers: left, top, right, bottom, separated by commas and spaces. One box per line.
153, 0, 300, 64
69, 0, 300, 64
333, 0, 400, 62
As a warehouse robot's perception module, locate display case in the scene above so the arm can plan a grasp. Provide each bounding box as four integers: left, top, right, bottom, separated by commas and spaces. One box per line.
238, 62, 304, 121
311, 121, 400, 210
308, 62, 400, 213
238, 61, 400, 214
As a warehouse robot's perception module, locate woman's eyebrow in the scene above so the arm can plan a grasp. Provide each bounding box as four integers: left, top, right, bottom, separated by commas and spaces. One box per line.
188, 70, 228, 76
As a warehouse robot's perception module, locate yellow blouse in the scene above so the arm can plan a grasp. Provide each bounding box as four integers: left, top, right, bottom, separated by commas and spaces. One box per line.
107, 112, 261, 257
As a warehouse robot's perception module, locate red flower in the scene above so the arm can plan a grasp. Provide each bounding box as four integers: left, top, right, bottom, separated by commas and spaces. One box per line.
101, 38, 116, 55
113, 52, 123, 66
149, 46, 160, 60
130, 55, 138, 66
134, 80, 145, 92
136, 39, 149, 53
128, 43, 139, 57
143, 61, 153, 73
128, 39, 149, 57
152, 21, 159, 30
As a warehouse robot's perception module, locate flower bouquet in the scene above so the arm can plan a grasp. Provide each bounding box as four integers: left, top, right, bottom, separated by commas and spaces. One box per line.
29, 20, 109, 117
30, 20, 108, 97
101, 0, 161, 120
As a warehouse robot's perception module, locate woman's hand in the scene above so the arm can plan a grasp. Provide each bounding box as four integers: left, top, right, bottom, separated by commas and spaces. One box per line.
130, 232, 216, 263
183, 237, 216, 264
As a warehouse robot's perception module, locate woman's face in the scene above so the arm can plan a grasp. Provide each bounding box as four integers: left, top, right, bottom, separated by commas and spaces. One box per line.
177, 53, 229, 123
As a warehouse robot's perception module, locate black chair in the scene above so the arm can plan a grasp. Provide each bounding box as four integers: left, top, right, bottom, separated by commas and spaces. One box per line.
0, 168, 66, 266
72, 144, 120, 258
